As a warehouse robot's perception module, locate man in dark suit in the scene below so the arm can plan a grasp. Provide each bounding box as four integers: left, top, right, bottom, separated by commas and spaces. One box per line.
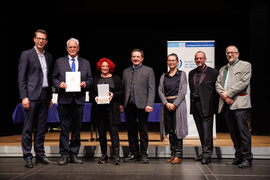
120, 49, 155, 163
188, 51, 218, 164
18, 29, 54, 168
52, 38, 93, 165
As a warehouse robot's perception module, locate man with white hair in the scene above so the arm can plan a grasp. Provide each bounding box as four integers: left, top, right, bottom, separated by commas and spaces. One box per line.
52, 38, 93, 165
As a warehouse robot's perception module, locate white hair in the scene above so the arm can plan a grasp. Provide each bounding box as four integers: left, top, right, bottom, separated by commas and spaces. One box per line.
66, 38, 79, 46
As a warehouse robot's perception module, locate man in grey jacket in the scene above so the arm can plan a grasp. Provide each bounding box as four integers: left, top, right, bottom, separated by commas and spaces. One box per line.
216, 45, 252, 168
120, 49, 155, 163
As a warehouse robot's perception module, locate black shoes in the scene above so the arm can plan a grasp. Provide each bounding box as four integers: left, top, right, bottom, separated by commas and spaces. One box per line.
140, 155, 149, 164
201, 157, 211, 164
59, 156, 83, 165
194, 155, 211, 164
25, 159, 33, 168
124, 153, 139, 162
238, 159, 252, 168
70, 156, 83, 164
98, 154, 108, 164
194, 154, 203, 161
226, 158, 243, 165
36, 157, 55, 165
113, 156, 121, 165
59, 157, 68, 165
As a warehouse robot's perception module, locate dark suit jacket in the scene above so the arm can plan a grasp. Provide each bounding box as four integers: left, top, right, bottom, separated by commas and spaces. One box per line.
188, 66, 219, 116
122, 65, 155, 109
90, 74, 123, 125
18, 47, 54, 100
52, 55, 93, 105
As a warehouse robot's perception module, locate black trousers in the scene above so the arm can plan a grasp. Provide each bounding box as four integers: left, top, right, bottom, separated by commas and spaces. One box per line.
58, 100, 84, 158
193, 100, 213, 158
164, 99, 183, 158
21, 88, 49, 161
223, 104, 253, 161
125, 103, 149, 157
97, 104, 120, 157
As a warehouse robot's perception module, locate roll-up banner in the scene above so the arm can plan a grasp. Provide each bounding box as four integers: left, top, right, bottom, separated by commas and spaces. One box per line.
167, 40, 216, 139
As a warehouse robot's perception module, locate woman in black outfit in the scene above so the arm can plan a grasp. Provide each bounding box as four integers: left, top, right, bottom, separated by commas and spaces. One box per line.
91, 58, 123, 165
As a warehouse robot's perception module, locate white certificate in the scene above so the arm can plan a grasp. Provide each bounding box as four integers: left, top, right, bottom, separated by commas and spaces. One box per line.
97, 84, 110, 104
65, 71, 81, 92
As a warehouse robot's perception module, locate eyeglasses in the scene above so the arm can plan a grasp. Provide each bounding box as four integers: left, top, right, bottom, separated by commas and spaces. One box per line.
67, 46, 78, 49
226, 52, 238, 55
35, 37, 47, 41
195, 58, 205, 60
167, 59, 177, 62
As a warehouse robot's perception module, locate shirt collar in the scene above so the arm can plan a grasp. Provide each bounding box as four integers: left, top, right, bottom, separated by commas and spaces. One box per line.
197, 64, 207, 73
68, 55, 78, 61
165, 69, 179, 77
227, 59, 240, 67
133, 63, 143, 70
34, 46, 45, 55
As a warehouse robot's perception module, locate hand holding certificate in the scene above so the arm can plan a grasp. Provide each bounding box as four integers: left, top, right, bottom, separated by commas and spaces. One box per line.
97, 84, 110, 104
65, 71, 81, 92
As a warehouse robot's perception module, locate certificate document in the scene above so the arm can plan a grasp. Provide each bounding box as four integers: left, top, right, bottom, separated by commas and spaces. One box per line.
65, 71, 81, 92
97, 84, 110, 104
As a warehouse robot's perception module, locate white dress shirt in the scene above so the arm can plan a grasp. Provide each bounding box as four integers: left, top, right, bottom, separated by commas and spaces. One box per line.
68, 55, 79, 72
34, 46, 48, 87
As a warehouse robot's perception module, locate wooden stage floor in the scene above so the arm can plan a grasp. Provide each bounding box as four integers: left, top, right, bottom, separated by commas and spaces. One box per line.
1, 132, 270, 147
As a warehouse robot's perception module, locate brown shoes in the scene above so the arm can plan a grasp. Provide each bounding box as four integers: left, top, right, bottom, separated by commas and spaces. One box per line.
166, 156, 182, 164
166, 156, 175, 163
171, 157, 182, 164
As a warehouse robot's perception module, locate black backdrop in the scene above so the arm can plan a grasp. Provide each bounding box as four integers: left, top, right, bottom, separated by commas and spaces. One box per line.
1, 0, 269, 136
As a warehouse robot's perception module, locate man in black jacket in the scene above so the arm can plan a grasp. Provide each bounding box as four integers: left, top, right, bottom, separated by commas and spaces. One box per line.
188, 51, 218, 164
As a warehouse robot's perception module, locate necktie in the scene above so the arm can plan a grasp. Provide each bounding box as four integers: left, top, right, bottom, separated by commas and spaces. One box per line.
71, 58, 75, 72
129, 68, 136, 104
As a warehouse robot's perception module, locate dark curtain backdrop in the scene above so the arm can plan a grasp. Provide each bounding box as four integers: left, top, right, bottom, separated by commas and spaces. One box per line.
1, 0, 269, 135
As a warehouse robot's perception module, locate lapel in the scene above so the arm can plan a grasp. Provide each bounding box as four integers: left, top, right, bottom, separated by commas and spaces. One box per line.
31, 47, 42, 71
63, 55, 72, 71
77, 56, 82, 71
192, 66, 208, 86
192, 71, 197, 86
199, 66, 208, 85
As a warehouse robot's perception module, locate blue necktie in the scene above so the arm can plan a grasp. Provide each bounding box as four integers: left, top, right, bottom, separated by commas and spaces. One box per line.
71, 58, 75, 72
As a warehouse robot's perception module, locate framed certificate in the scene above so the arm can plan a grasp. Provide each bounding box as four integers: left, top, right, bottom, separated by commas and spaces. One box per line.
65, 71, 81, 92
97, 84, 110, 104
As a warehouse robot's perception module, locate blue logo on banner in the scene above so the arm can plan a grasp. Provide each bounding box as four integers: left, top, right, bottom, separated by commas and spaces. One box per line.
177, 59, 182, 69
185, 42, 215, 47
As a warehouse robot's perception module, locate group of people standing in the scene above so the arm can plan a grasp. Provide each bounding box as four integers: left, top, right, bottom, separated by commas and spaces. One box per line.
18, 29, 252, 169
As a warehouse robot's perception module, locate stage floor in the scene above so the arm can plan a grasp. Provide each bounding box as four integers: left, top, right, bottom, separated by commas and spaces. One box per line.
1, 132, 270, 159
1, 158, 270, 180
0, 132, 270, 147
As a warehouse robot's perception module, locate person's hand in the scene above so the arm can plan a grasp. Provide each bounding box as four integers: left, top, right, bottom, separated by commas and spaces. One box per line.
225, 97, 233, 105
166, 103, 176, 111
120, 105, 124, 113
59, 82, 67, 89
49, 100, 53, 108
80, 81, 86, 88
108, 92, 114, 101
22, 98, 30, 110
221, 91, 228, 100
145, 106, 153, 113
95, 96, 99, 103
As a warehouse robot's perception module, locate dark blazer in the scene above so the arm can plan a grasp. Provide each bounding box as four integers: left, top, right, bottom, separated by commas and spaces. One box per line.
18, 47, 54, 100
122, 65, 155, 109
90, 74, 123, 125
188, 66, 219, 116
52, 55, 93, 105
